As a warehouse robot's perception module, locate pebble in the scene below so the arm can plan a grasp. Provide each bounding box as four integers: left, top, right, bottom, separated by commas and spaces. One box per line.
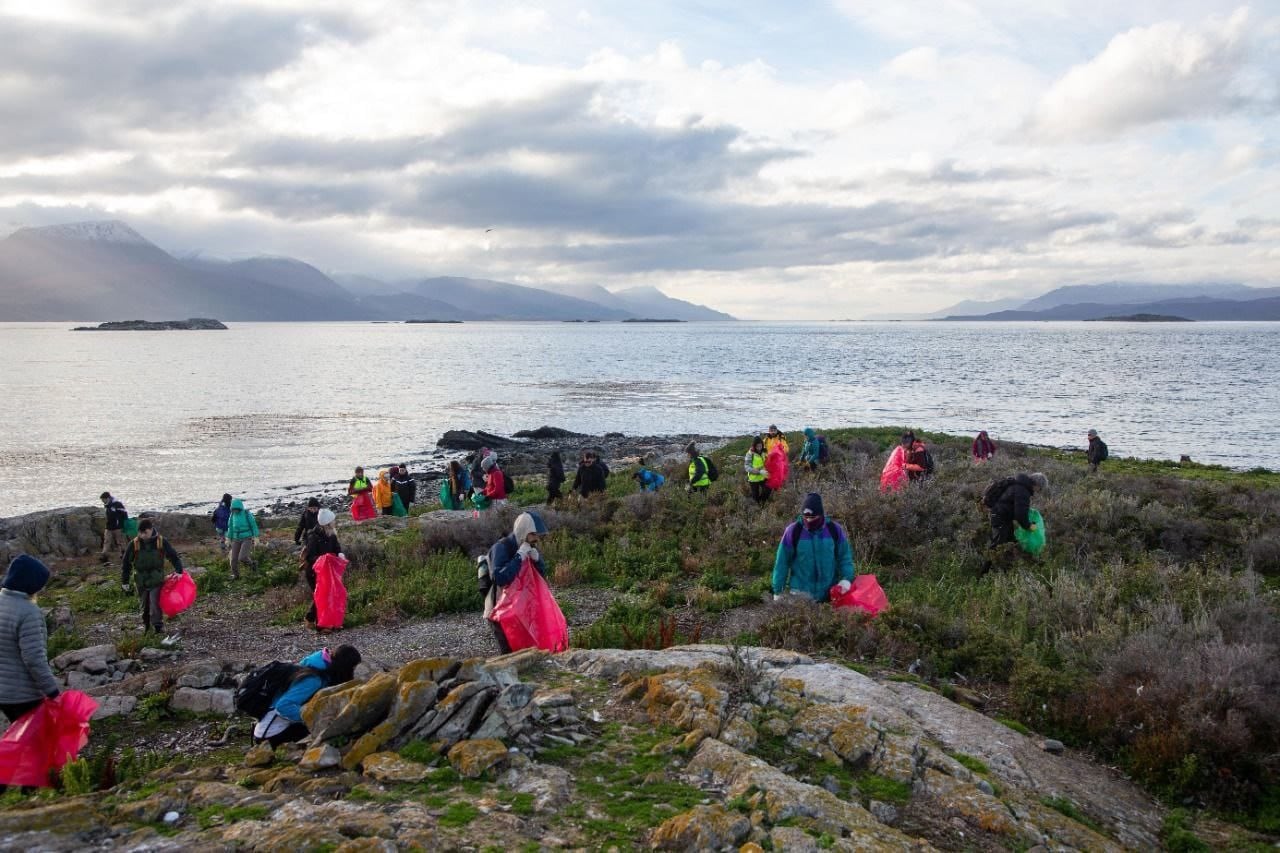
162, 811, 180, 825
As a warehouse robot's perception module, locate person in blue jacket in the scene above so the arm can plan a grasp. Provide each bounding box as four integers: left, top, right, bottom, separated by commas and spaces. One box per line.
481, 511, 549, 654
796, 428, 821, 472
212, 494, 232, 552
632, 466, 665, 492
771, 493, 855, 602
252, 645, 361, 747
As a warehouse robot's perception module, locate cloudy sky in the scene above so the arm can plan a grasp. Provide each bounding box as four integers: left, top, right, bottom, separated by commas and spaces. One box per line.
1, 1, 1278, 319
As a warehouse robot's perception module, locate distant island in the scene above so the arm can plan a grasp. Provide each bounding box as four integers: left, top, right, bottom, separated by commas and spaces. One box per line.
1089, 314, 1193, 323
622, 318, 685, 323
405, 319, 464, 324
72, 318, 227, 331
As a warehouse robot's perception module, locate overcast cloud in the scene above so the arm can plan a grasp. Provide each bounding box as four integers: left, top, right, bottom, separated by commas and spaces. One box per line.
1, 0, 1277, 319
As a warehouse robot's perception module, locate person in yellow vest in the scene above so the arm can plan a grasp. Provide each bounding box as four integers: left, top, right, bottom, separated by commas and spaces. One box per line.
685, 442, 713, 493
763, 425, 790, 457
743, 435, 771, 504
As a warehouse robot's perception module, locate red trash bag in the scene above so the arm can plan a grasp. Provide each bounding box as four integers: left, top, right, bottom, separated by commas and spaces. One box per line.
313, 553, 348, 629
879, 446, 908, 493
0, 691, 98, 787
829, 575, 889, 617
351, 492, 376, 522
488, 557, 569, 653
158, 572, 197, 618
765, 444, 789, 490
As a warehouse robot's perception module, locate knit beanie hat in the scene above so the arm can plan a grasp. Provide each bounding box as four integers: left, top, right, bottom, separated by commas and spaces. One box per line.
307, 497, 321, 508
3, 555, 51, 595
1029, 473, 1049, 492
481, 454, 497, 472
802, 492, 825, 518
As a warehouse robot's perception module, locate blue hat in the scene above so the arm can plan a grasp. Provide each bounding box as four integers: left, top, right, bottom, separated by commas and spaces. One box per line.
3, 555, 51, 595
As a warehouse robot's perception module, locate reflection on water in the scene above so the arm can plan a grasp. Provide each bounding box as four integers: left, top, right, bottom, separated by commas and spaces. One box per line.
0, 320, 1277, 515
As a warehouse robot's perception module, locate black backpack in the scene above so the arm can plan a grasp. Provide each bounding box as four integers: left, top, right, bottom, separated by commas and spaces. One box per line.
235, 661, 300, 718
1097, 440, 1108, 461
982, 477, 1017, 509
698, 456, 719, 482
922, 449, 936, 476
816, 435, 831, 464
502, 471, 515, 494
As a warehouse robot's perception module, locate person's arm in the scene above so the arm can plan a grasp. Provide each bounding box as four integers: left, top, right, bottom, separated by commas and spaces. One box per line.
248, 512, 260, 537
1014, 488, 1031, 528
770, 529, 793, 595
489, 540, 523, 586
273, 675, 323, 722
163, 539, 184, 573
121, 544, 134, 586
18, 612, 60, 697
836, 527, 855, 583
294, 513, 306, 544
571, 468, 583, 492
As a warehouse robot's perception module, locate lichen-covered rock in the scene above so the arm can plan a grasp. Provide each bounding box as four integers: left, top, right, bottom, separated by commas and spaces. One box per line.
244, 742, 275, 768
343, 678, 439, 770
308, 672, 397, 742
650, 803, 751, 851
299, 744, 342, 771
0, 800, 107, 835
397, 657, 459, 685
447, 738, 509, 778
498, 756, 572, 812
361, 751, 431, 783
300, 680, 362, 733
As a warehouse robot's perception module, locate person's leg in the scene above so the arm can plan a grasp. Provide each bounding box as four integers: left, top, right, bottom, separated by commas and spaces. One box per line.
266, 722, 310, 748
304, 566, 318, 624
146, 586, 163, 633
490, 619, 512, 655
228, 539, 243, 579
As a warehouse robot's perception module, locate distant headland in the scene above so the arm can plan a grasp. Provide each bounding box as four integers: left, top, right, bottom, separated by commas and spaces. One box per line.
1088, 314, 1193, 323
72, 318, 228, 331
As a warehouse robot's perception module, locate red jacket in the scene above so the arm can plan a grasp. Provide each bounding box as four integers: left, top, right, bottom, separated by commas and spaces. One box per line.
483, 466, 507, 500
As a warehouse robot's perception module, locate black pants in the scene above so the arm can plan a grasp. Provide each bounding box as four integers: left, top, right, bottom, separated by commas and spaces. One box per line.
490, 619, 512, 655
749, 481, 771, 504
989, 514, 1015, 547
304, 565, 318, 623
0, 699, 42, 724
547, 485, 562, 503
257, 722, 310, 748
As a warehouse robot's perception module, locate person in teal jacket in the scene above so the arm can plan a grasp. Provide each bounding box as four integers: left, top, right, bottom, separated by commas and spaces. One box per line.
771, 492, 854, 602
796, 428, 821, 471
252, 645, 361, 747
224, 498, 260, 580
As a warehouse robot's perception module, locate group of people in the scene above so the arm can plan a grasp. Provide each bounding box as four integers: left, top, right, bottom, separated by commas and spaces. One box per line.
347, 464, 418, 518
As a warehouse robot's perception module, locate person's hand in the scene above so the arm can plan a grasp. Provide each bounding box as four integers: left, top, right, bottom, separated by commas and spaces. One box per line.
1029, 524, 1037, 531
45, 690, 60, 700
837, 579, 852, 595
517, 542, 532, 558
527, 547, 540, 563
253, 537, 261, 546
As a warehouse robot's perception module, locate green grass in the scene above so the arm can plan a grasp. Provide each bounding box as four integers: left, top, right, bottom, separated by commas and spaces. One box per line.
854, 774, 913, 805
1041, 796, 1103, 834
997, 717, 1032, 736
438, 802, 480, 827
947, 751, 990, 775
194, 804, 270, 829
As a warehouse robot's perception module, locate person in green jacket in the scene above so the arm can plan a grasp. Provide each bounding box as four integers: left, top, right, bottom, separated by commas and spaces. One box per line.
796, 428, 821, 471
121, 518, 184, 634
743, 435, 770, 504
771, 492, 854, 602
225, 498, 260, 580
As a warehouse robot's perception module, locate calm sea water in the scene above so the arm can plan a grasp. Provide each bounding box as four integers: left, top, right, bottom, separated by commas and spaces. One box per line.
1, 321, 1277, 517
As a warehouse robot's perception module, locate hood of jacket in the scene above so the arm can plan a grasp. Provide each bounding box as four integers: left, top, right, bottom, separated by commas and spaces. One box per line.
230, 498, 245, 511
512, 511, 548, 542
803, 427, 816, 439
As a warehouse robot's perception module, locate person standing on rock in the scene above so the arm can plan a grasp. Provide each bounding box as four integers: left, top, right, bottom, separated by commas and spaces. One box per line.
225, 498, 259, 580
571, 449, 609, 498
301, 509, 341, 626
212, 493, 233, 552
469, 449, 491, 497
0, 555, 61, 725
252, 645, 361, 748
294, 498, 321, 547
771, 493, 855, 603
373, 469, 394, 516
121, 518, 184, 635
99, 491, 129, 563
480, 512, 550, 654
347, 467, 372, 499
547, 451, 566, 504
440, 460, 467, 510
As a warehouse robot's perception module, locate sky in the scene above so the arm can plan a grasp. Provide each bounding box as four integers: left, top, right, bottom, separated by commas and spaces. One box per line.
1, 1, 1277, 319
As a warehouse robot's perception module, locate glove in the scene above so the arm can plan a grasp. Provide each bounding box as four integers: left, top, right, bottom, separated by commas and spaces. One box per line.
121, 583, 132, 595
338, 553, 346, 561
517, 542, 533, 558
527, 547, 540, 563
1028, 524, 1037, 532
837, 579, 852, 595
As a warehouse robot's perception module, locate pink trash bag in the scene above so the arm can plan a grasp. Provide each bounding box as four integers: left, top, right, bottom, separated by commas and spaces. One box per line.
0, 691, 99, 787
879, 446, 909, 493
158, 572, 197, 618
351, 492, 377, 522
829, 575, 889, 617
765, 444, 789, 490
488, 557, 569, 653
313, 553, 349, 630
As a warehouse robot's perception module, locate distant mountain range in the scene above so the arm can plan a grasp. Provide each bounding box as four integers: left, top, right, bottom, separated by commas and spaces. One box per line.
0, 220, 735, 322
864, 282, 1280, 322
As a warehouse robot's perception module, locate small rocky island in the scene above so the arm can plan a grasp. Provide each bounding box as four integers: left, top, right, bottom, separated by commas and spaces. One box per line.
72, 318, 228, 331
405, 319, 464, 324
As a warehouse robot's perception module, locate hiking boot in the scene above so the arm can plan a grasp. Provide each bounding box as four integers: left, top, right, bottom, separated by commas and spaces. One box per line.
161, 633, 180, 647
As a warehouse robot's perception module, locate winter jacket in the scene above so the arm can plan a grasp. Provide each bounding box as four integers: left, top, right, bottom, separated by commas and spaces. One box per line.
483, 466, 508, 500
225, 500, 259, 541
303, 528, 341, 572
972, 433, 996, 461
990, 474, 1035, 528
294, 508, 319, 545
212, 502, 231, 533
635, 469, 665, 491
373, 470, 393, 510
0, 558, 60, 703
121, 534, 183, 589
798, 429, 820, 465
547, 458, 565, 492
906, 442, 932, 481
688, 457, 712, 489
104, 499, 127, 531
771, 519, 856, 602
744, 450, 767, 483
270, 650, 332, 723
764, 434, 790, 456
572, 460, 609, 497
391, 471, 416, 505
1087, 437, 1108, 466
486, 533, 548, 588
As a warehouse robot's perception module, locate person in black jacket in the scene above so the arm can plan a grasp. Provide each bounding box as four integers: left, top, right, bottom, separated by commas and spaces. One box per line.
1087, 429, 1108, 473
988, 473, 1048, 548
547, 451, 566, 503
392, 464, 416, 510
294, 498, 321, 545
301, 509, 341, 626
99, 491, 128, 563
571, 450, 609, 498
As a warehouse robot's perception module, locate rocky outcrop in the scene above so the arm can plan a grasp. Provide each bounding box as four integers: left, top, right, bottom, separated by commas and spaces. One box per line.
72, 319, 227, 331
435, 430, 523, 451
0, 508, 216, 563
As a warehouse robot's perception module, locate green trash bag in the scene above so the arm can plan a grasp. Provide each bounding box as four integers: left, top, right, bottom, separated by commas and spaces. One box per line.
122, 517, 139, 539
391, 494, 408, 517
472, 493, 491, 512
1014, 508, 1046, 555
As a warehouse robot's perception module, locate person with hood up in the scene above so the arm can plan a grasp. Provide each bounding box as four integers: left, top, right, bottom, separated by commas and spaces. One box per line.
373, 469, 394, 516
252, 645, 361, 748
480, 512, 549, 654
744, 435, 771, 504
481, 453, 507, 503
440, 460, 467, 510
764, 425, 790, 457
301, 509, 341, 626
632, 466, 665, 492
225, 498, 260, 580
0, 555, 61, 724
121, 518, 184, 636
987, 473, 1048, 549
99, 491, 129, 563
771, 493, 855, 603
547, 451, 566, 504
212, 493, 233, 551
571, 449, 609, 498
797, 428, 821, 471
294, 498, 321, 545
972, 431, 997, 463
685, 442, 713, 492
1086, 429, 1108, 473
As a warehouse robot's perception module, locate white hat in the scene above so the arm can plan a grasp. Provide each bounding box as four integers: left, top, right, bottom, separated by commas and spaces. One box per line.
317, 508, 336, 526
